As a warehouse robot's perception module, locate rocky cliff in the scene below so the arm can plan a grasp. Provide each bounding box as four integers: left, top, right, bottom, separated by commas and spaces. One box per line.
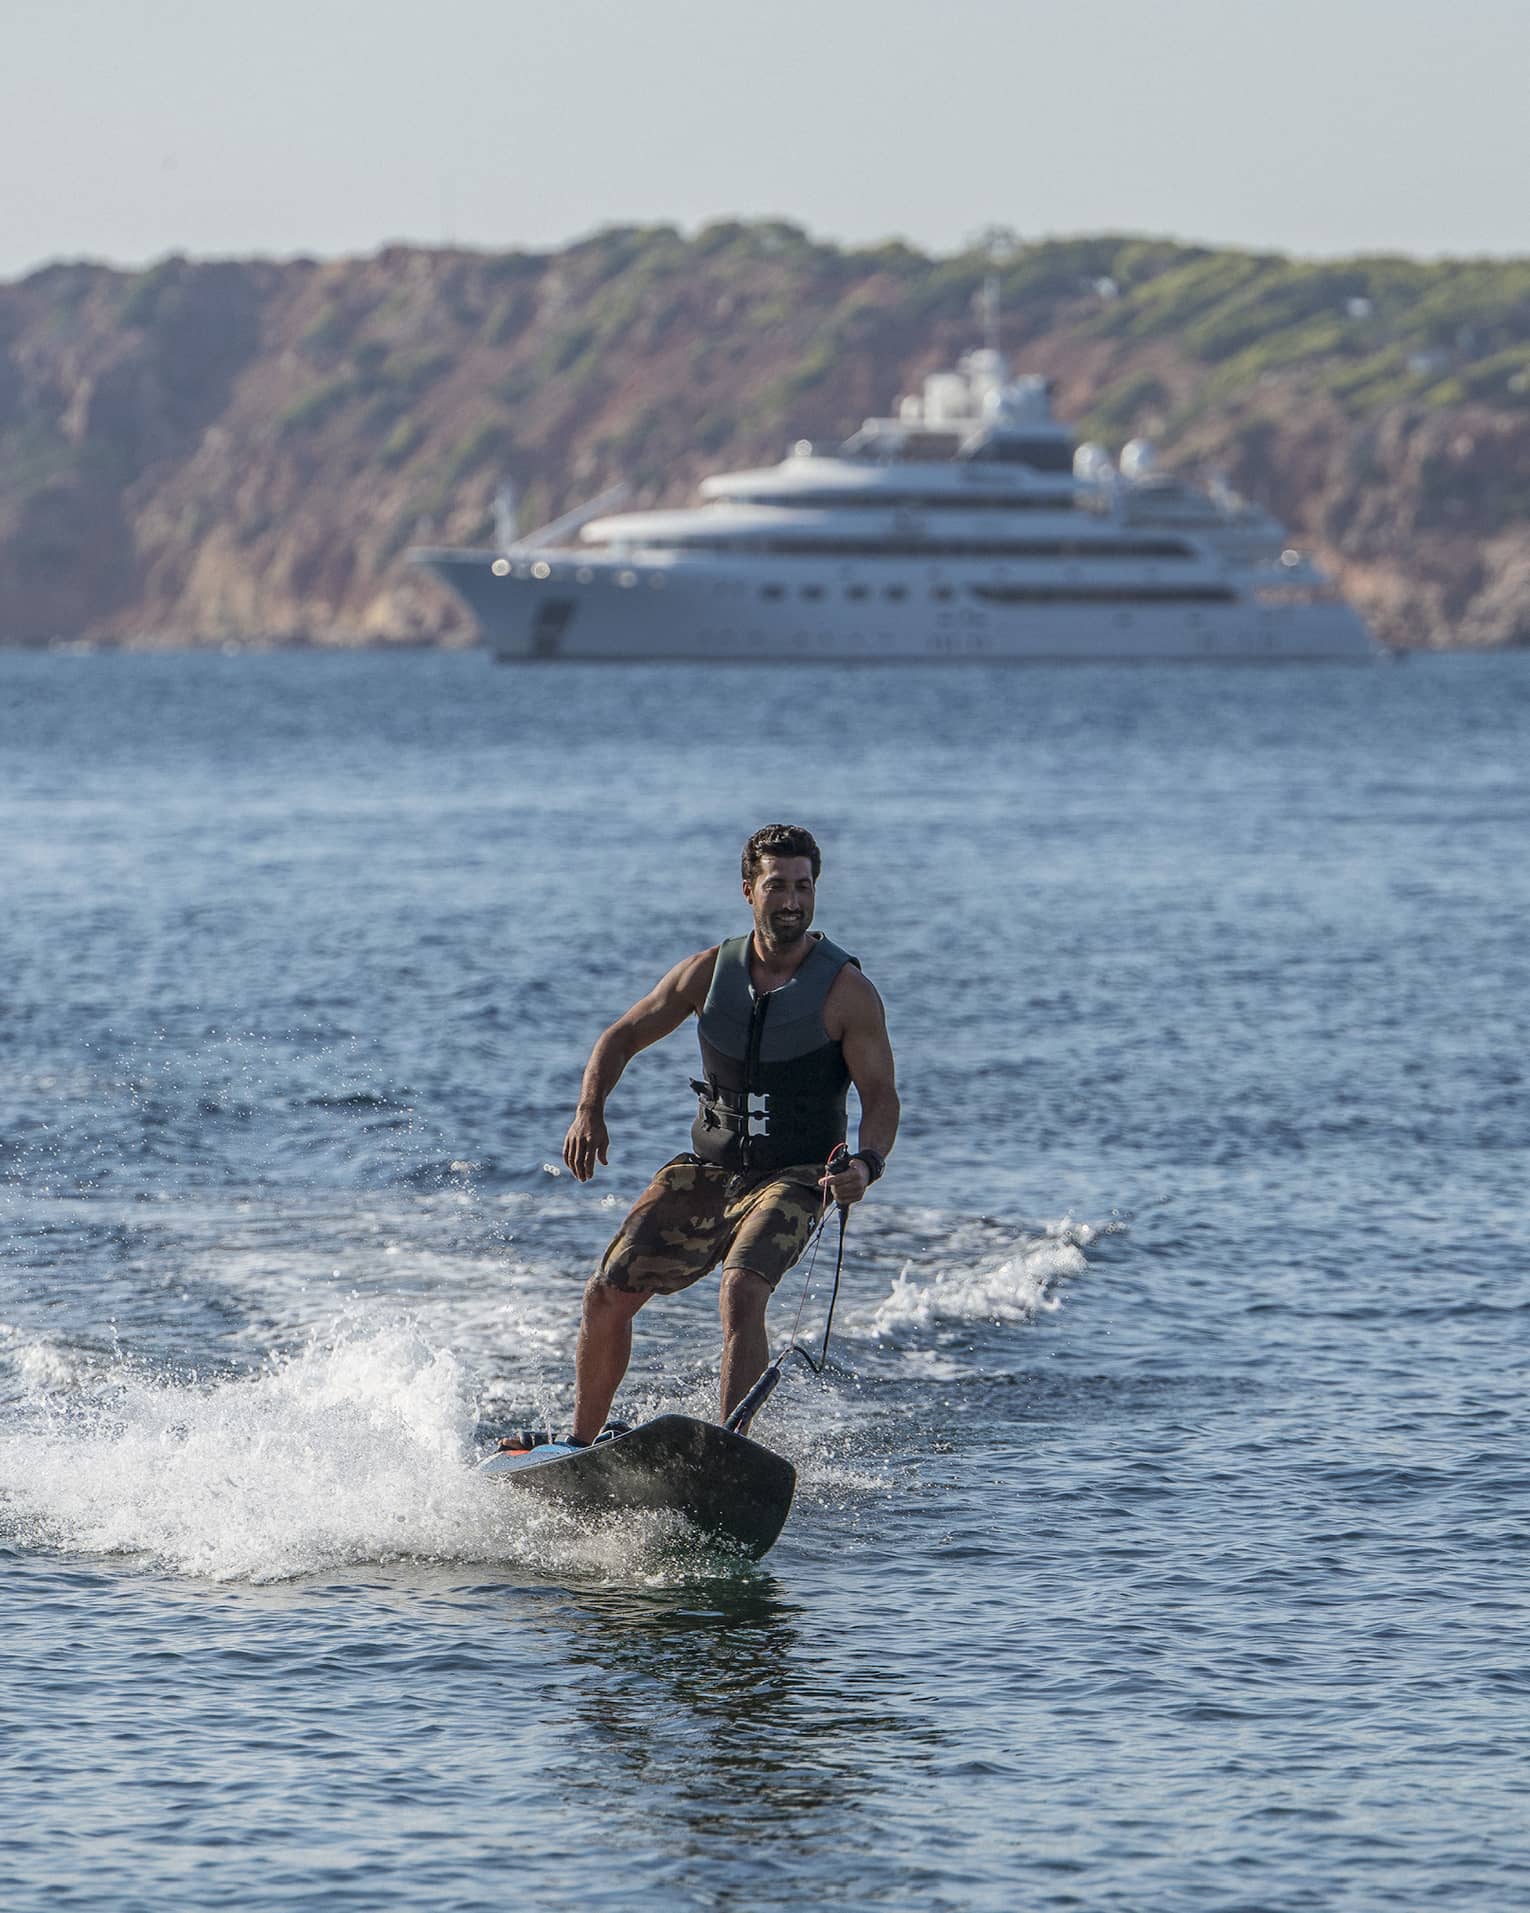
4, 225, 1529, 648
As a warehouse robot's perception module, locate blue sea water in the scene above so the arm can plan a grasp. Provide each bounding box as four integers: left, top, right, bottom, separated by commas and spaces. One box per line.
1, 648, 1527, 1911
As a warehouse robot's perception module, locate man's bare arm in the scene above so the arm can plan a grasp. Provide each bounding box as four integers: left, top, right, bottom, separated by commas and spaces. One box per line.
824, 968, 900, 1205
562, 948, 717, 1182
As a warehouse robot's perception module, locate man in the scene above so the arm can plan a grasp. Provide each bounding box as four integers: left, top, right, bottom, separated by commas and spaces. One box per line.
561, 823, 899, 1444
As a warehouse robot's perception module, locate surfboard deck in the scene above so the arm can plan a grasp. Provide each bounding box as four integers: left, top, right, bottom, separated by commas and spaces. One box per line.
478, 1413, 796, 1559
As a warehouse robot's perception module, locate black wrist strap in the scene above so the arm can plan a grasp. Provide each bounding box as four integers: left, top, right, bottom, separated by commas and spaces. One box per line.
851, 1149, 885, 1184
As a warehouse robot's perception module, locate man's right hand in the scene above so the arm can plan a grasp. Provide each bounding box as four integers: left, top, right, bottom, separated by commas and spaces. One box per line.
563, 1107, 609, 1182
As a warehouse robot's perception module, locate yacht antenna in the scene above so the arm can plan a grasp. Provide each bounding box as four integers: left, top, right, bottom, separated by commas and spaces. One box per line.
979, 272, 1001, 354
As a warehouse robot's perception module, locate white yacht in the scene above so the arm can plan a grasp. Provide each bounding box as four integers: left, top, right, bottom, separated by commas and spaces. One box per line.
414, 349, 1374, 662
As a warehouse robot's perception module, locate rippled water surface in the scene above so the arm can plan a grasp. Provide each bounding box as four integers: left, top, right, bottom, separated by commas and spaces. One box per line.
2, 649, 1527, 1910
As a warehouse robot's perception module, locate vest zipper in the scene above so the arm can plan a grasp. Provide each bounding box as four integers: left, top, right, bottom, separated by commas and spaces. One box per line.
741, 990, 772, 1168
745, 989, 771, 1094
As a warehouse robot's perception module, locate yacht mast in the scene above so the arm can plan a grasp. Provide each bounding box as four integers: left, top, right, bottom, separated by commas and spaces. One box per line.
978, 272, 1001, 355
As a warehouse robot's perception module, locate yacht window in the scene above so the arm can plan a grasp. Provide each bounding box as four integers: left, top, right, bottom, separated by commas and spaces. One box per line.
846, 585, 869, 600
676, 537, 1196, 560
961, 437, 1076, 472
800, 585, 825, 601
971, 583, 1236, 605
728, 490, 1072, 511
884, 586, 908, 602
931, 586, 954, 602
760, 584, 784, 600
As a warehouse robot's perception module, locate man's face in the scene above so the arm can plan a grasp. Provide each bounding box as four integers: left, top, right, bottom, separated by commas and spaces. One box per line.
745, 855, 816, 951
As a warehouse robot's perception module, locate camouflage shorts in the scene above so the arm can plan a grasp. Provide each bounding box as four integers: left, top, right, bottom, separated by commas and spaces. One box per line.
598, 1154, 828, 1297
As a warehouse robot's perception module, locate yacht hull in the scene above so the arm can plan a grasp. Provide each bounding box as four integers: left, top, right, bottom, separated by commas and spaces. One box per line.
420, 550, 1377, 664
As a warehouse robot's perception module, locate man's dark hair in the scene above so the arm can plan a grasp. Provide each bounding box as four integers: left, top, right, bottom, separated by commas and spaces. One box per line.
742, 824, 822, 884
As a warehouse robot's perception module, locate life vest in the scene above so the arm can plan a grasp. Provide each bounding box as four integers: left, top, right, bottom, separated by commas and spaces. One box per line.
689, 932, 856, 1174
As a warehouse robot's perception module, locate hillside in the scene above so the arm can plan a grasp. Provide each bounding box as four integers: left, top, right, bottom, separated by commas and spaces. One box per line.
4, 224, 1530, 649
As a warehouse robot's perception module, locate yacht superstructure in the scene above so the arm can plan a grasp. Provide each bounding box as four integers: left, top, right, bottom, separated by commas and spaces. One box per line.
414, 350, 1373, 662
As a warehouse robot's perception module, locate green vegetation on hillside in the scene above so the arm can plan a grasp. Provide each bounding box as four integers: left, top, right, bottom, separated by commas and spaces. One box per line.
1076, 245, 1530, 419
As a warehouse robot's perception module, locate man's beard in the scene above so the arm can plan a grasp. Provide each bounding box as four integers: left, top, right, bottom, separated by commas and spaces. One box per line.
764, 911, 807, 946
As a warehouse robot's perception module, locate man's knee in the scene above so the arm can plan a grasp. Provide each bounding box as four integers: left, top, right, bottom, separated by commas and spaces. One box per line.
718, 1265, 771, 1328
583, 1274, 647, 1322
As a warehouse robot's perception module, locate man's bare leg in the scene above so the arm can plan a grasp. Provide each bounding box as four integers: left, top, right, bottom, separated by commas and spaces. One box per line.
572, 1277, 647, 1444
718, 1266, 772, 1422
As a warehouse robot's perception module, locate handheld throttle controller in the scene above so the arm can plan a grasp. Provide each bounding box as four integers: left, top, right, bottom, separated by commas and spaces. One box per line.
824, 1141, 853, 1206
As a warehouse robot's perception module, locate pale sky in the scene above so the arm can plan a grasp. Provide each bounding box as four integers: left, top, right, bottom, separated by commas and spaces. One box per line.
5, 0, 1527, 280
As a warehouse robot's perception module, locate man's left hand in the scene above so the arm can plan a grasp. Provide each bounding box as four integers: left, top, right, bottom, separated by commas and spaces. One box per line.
820, 1156, 871, 1206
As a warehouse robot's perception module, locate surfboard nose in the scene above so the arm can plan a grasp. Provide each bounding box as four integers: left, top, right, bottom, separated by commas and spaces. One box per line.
479, 1413, 796, 1558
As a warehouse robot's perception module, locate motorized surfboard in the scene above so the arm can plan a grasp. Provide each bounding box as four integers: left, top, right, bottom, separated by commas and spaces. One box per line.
478, 1414, 796, 1560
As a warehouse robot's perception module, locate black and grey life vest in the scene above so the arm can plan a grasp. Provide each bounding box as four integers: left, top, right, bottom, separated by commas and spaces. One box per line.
689, 932, 857, 1174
